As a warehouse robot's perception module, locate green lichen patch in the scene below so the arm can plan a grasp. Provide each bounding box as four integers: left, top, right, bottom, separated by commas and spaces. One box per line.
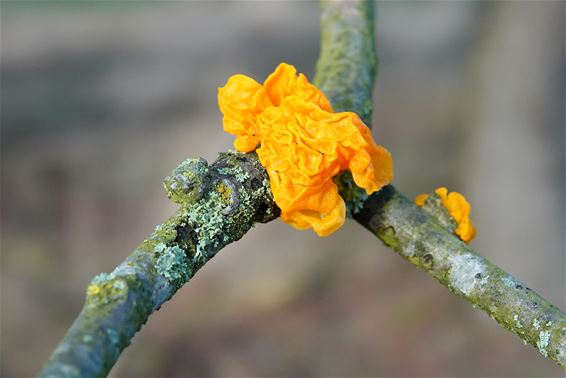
185, 190, 227, 259
86, 273, 129, 308
154, 245, 190, 288
146, 151, 278, 288
217, 164, 250, 183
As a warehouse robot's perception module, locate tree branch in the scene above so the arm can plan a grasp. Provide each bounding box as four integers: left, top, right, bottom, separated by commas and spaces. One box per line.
40, 0, 565, 375
314, 0, 376, 125
315, 0, 565, 369
355, 185, 566, 369
39, 153, 279, 378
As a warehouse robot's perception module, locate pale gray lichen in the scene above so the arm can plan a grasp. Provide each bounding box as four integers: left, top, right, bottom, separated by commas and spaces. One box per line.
154, 243, 166, 253
155, 245, 190, 288
514, 314, 522, 329
112, 280, 126, 292
537, 330, 551, 357
501, 275, 521, 289
449, 253, 488, 296
155, 152, 276, 288
91, 272, 114, 285
186, 190, 227, 259
163, 152, 277, 264
217, 165, 250, 183
533, 318, 541, 330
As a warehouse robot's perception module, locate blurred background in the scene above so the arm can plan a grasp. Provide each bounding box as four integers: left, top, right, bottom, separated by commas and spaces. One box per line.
1, 1, 564, 376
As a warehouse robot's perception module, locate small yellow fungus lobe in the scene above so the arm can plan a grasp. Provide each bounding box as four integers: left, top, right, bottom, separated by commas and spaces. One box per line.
218, 63, 393, 236
415, 187, 476, 243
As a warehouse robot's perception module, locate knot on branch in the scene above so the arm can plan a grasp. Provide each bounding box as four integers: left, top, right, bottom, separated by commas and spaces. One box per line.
164, 157, 210, 205
145, 151, 281, 289
163, 151, 279, 224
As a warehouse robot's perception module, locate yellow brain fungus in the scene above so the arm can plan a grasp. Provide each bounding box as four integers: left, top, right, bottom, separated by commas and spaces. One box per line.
218, 63, 393, 236
415, 187, 476, 243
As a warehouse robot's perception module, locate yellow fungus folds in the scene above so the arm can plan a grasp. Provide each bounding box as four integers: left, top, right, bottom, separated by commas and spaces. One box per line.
415, 187, 476, 243
218, 63, 393, 236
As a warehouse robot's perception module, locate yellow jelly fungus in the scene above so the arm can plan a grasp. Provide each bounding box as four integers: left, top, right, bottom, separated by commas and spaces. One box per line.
218, 63, 393, 236
415, 187, 476, 243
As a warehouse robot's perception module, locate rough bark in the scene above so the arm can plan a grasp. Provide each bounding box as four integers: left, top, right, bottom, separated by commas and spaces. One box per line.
355, 186, 566, 368
39, 152, 279, 378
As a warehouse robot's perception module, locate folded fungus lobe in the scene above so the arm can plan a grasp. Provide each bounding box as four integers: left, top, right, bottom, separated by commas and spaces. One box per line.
218, 63, 393, 236
415, 187, 476, 243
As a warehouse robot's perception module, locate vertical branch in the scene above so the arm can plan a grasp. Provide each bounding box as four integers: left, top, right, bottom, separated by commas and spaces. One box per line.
314, 0, 377, 125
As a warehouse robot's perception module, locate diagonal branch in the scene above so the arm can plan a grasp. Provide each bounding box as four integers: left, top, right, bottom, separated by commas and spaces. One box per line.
355, 186, 566, 369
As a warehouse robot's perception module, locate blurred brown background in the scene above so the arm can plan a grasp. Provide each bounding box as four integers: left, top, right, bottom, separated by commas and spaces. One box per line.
1, 1, 564, 376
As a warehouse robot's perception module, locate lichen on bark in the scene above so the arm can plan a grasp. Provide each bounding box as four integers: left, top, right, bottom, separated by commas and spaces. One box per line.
39, 151, 279, 378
